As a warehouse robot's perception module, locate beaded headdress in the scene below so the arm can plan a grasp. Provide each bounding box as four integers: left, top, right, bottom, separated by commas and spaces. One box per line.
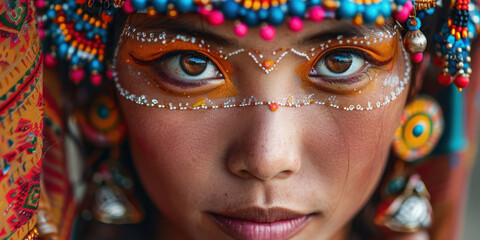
38, 0, 479, 91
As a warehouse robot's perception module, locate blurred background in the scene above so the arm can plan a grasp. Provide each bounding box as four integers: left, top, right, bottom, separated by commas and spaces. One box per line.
462, 141, 480, 240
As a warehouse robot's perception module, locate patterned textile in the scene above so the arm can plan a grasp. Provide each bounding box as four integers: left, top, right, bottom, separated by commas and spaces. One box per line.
0, 0, 42, 239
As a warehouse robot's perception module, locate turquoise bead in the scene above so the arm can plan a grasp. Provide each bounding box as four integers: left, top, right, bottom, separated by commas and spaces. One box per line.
175, 0, 194, 13
268, 6, 285, 26
364, 4, 379, 24
413, 124, 424, 137
131, 0, 147, 11
222, 0, 239, 19
244, 10, 259, 26
379, 0, 391, 17
288, 0, 306, 17
337, 0, 357, 19
152, 0, 168, 13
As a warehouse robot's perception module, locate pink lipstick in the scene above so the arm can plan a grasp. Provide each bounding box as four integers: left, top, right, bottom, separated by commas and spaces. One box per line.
210, 207, 312, 240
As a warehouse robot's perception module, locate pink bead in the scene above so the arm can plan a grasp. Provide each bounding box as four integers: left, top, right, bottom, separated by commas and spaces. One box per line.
394, 1, 412, 23
405, 0, 414, 12
411, 53, 423, 63
206, 10, 224, 26
233, 22, 248, 37
70, 68, 85, 84
39, 29, 45, 39
198, 6, 211, 16
309, 6, 325, 22
123, 0, 135, 14
260, 25, 275, 41
35, 0, 46, 9
454, 75, 469, 88
91, 74, 103, 86
44, 53, 57, 68
288, 17, 304, 32
106, 69, 114, 80
438, 72, 453, 85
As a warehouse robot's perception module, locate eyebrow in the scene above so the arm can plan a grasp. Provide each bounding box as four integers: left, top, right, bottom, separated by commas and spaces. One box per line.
128, 15, 238, 47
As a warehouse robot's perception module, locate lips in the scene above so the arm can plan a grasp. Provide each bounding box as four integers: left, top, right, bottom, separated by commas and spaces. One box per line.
210, 207, 313, 240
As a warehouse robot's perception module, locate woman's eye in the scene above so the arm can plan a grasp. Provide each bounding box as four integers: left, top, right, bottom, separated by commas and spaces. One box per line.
160, 52, 223, 82
147, 51, 226, 95
310, 50, 366, 78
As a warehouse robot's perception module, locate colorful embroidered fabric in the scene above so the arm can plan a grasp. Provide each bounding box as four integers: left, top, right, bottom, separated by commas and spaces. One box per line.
0, 0, 42, 239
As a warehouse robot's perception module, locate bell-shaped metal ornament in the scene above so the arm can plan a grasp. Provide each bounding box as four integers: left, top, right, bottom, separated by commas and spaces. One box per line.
404, 29, 428, 54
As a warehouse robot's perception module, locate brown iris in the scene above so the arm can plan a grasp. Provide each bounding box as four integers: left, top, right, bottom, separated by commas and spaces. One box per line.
180, 53, 208, 76
325, 52, 353, 73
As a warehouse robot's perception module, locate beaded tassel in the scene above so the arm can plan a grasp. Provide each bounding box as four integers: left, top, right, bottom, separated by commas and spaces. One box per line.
40, 0, 114, 86
434, 0, 477, 91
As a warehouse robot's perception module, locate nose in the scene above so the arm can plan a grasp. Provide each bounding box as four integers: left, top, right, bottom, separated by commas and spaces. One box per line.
226, 108, 301, 181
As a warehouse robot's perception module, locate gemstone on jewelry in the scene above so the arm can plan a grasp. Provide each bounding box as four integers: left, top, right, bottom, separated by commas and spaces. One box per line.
269, 102, 279, 111
263, 60, 274, 69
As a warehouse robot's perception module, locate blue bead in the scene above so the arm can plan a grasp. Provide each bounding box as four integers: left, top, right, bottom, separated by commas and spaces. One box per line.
379, 1, 391, 17
97, 105, 110, 119
453, 40, 465, 50
425, 8, 434, 15
86, 31, 95, 39
288, 0, 306, 17
84, 22, 92, 31
258, 8, 268, 20
308, 0, 322, 6
71, 55, 80, 66
175, 0, 194, 13
152, 0, 168, 13
337, 0, 357, 19
238, 7, 247, 16
244, 10, 259, 26
394, 0, 407, 6
407, 17, 421, 31
413, 124, 424, 137
268, 6, 285, 26
47, 9, 56, 19
357, 4, 365, 14
417, 11, 426, 19
222, 0, 239, 19
131, 0, 147, 11
75, 22, 83, 31
57, 43, 68, 59
446, 35, 455, 44
363, 4, 379, 24
90, 59, 102, 71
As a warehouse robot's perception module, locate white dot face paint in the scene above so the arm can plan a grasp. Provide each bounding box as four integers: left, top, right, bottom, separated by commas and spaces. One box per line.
113, 24, 410, 111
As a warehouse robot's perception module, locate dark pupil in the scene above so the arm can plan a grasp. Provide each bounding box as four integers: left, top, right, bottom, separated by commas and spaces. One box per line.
325, 52, 353, 73
180, 54, 208, 76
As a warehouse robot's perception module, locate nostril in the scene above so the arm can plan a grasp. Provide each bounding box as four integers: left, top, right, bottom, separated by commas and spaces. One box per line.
238, 170, 251, 179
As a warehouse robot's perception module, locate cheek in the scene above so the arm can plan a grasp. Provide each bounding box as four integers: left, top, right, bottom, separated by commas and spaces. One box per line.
120, 101, 237, 226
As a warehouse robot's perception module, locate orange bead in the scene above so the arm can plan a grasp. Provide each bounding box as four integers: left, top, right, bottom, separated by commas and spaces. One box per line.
263, 60, 274, 69
147, 7, 157, 16
353, 14, 363, 26
269, 102, 279, 111
57, 15, 65, 23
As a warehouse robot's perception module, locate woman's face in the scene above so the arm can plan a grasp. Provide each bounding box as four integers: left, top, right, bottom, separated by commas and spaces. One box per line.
114, 14, 410, 240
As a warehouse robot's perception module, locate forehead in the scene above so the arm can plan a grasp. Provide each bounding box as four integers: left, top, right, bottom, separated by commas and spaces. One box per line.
125, 13, 397, 50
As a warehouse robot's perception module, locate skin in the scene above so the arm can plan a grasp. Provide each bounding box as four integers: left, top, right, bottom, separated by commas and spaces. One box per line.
114, 14, 411, 240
